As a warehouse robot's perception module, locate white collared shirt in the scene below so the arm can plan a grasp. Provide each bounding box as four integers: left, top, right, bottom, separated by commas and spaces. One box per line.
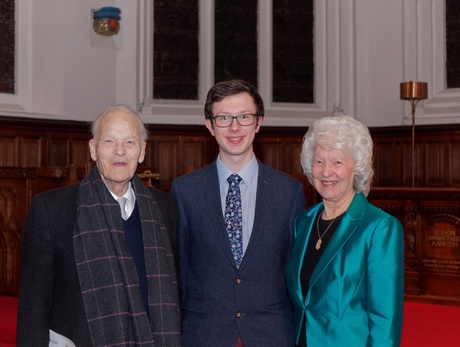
110, 182, 136, 219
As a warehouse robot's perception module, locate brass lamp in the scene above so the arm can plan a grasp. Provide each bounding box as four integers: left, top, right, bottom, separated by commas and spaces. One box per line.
400, 81, 428, 187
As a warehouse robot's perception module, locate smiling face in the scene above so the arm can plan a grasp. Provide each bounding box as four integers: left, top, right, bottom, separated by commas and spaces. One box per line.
89, 109, 146, 196
312, 145, 356, 209
205, 92, 262, 171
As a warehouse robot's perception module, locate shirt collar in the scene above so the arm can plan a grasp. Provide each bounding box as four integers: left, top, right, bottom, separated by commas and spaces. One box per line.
109, 181, 135, 205
217, 154, 258, 186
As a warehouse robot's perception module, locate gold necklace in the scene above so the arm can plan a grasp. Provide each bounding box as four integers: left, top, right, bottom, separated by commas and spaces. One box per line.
315, 212, 337, 250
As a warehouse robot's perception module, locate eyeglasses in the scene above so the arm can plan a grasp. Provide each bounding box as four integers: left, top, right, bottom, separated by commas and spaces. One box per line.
211, 114, 258, 128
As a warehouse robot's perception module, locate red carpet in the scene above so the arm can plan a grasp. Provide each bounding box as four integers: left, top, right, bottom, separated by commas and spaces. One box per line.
0, 296, 17, 347
0, 296, 459, 346
401, 301, 460, 347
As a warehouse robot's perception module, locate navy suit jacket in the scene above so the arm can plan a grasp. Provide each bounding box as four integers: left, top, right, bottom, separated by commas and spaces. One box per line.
171, 159, 305, 347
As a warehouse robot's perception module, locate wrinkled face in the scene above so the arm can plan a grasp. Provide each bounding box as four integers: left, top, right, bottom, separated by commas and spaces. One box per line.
205, 92, 262, 165
89, 110, 146, 195
312, 145, 355, 205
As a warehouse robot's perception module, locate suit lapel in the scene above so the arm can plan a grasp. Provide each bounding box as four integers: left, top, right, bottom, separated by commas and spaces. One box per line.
288, 204, 323, 304
239, 163, 271, 270
307, 193, 367, 294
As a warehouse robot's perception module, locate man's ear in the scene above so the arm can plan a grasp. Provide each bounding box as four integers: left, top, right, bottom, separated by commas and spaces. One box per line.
89, 139, 97, 161
138, 142, 146, 164
205, 119, 215, 136
255, 115, 263, 133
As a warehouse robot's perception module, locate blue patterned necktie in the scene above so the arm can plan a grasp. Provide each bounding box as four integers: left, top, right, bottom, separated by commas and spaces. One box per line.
224, 174, 243, 268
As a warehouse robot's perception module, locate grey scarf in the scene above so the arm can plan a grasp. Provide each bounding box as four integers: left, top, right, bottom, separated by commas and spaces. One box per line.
73, 166, 181, 346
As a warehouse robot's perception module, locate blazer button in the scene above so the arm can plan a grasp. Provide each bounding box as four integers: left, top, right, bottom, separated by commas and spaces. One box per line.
236, 311, 242, 318
236, 278, 241, 285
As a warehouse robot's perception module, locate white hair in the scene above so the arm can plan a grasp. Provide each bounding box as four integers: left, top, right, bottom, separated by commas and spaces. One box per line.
300, 115, 374, 196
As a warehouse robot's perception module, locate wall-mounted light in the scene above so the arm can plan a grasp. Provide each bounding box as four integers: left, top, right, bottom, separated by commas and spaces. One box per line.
92, 7, 121, 36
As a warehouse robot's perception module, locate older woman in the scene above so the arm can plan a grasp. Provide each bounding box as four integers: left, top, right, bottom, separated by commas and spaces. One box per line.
285, 115, 404, 347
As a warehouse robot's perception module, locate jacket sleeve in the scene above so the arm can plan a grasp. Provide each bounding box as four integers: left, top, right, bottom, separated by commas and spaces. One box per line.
366, 215, 405, 346
16, 194, 55, 347
169, 180, 189, 306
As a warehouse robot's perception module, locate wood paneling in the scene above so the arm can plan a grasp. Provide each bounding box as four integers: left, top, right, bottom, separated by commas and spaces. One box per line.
2, 116, 460, 304
369, 188, 460, 306
371, 124, 460, 188
0, 166, 79, 295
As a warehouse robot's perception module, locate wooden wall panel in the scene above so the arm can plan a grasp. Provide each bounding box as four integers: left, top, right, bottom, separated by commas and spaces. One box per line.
72, 140, 91, 168
401, 140, 420, 186
258, 143, 283, 170
372, 124, 460, 188
289, 143, 303, 175
183, 141, 207, 171
2, 116, 460, 304
0, 179, 26, 296
425, 142, 448, 186
373, 141, 400, 186
140, 141, 158, 172
20, 137, 41, 167
158, 141, 179, 184
48, 139, 70, 166
0, 137, 17, 166
254, 127, 304, 175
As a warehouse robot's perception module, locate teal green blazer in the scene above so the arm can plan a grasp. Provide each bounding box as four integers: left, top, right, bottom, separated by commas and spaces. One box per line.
285, 193, 404, 346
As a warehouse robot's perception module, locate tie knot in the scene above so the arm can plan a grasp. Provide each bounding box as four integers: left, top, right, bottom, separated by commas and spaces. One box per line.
227, 174, 242, 186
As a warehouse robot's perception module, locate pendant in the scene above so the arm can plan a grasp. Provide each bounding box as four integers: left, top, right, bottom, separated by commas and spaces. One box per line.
315, 239, 322, 250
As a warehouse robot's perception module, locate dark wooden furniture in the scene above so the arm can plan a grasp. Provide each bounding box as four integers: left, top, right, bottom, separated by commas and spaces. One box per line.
369, 188, 460, 306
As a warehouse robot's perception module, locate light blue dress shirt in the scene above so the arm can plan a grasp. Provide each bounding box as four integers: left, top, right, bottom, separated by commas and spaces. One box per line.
217, 154, 258, 254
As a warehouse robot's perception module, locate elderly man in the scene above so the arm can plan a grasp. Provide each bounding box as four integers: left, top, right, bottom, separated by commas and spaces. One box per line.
17, 105, 181, 346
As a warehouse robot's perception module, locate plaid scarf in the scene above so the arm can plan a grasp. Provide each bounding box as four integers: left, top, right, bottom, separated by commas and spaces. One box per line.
73, 166, 181, 346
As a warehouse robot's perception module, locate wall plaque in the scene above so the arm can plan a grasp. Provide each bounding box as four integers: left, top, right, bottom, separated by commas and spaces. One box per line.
423, 214, 460, 273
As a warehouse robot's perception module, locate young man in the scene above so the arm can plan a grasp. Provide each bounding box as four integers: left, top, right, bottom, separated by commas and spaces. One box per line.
17, 105, 181, 346
171, 79, 306, 347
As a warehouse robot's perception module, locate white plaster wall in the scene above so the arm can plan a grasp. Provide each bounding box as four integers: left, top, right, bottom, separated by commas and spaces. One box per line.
355, 0, 405, 127
0, 0, 457, 127
62, 1, 119, 121
0, 0, 123, 121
